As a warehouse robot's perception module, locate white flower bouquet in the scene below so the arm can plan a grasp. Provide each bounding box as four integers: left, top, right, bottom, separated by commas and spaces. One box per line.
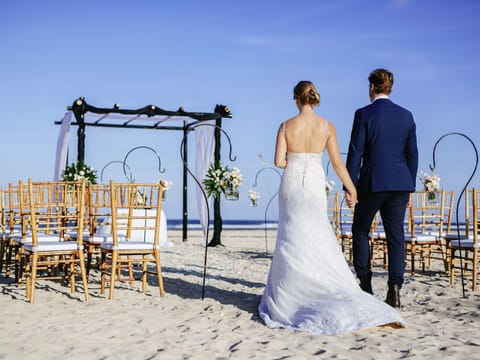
62, 161, 97, 185
203, 161, 243, 200
224, 167, 243, 199
419, 170, 441, 200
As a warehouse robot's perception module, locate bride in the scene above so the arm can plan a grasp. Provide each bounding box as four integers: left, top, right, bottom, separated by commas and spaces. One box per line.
258, 81, 405, 335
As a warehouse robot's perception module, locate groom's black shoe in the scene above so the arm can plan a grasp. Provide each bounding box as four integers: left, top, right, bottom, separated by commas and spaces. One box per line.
385, 284, 401, 308
359, 275, 373, 295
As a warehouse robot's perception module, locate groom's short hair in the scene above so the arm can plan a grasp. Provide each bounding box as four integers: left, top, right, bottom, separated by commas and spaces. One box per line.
369, 68, 393, 95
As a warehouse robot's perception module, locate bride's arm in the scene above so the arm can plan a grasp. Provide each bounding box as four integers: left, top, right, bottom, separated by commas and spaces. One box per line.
325, 123, 357, 206
274, 123, 287, 169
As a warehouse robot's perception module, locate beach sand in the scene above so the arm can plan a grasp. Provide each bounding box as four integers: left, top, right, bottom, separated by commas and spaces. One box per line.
1, 229, 480, 359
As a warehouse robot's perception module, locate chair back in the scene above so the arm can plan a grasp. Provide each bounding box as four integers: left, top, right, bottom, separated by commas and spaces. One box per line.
87, 184, 112, 237
0, 189, 6, 237
465, 188, 480, 244
23, 179, 86, 246
109, 181, 164, 247
8, 183, 26, 237
408, 189, 453, 238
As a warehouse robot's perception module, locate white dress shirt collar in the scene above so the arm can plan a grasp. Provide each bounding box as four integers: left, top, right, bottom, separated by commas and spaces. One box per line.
372, 95, 390, 103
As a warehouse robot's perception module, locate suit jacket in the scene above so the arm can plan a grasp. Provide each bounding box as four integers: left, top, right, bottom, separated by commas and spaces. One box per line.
346, 98, 418, 193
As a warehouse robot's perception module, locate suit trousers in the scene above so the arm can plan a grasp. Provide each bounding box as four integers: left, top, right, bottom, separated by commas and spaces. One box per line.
352, 191, 410, 286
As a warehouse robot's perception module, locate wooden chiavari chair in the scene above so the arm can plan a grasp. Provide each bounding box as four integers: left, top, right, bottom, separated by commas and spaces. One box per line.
449, 188, 479, 290
20, 179, 89, 303
404, 189, 453, 275
100, 181, 165, 299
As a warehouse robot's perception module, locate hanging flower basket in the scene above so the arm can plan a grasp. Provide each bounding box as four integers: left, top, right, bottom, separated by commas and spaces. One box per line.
419, 170, 440, 203
248, 189, 260, 206
225, 188, 240, 201
203, 161, 243, 200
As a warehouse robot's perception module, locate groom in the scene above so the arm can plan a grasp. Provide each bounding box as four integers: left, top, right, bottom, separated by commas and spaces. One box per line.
345, 68, 418, 308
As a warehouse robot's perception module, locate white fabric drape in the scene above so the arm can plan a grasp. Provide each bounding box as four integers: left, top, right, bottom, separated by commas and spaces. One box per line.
53, 111, 72, 181
195, 120, 215, 244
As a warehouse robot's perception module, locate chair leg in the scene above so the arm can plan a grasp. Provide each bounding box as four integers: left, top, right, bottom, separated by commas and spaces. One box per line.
70, 256, 76, 293
450, 249, 456, 285
410, 243, 416, 275
128, 255, 134, 286
109, 251, 118, 300
473, 249, 478, 291
30, 252, 38, 303
0, 237, 5, 274
78, 250, 89, 301
142, 255, 147, 294
100, 252, 106, 295
154, 251, 165, 297
4, 239, 16, 278
25, 254, 31, 299
383, 240, 388, 269
86, 244, 93, 278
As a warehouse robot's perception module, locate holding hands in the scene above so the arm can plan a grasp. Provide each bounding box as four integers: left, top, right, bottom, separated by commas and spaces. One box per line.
345, 190, 358, 209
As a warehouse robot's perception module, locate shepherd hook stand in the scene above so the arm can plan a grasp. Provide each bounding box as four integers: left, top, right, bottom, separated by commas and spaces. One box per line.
122, 146, 165, 183
100, 161, 133, 183
430, 132, 478, 298
180, 123, 237, 300
251, 167, 282, 257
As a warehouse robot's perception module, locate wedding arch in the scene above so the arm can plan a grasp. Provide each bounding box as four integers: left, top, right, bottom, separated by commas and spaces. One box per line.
54, 97, 233, 245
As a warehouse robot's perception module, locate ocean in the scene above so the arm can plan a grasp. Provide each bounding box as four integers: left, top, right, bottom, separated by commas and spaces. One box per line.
167, 219, 278, 230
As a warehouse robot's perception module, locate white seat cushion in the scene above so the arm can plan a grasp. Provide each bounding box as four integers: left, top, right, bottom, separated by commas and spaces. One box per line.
100, 240, 156, 251
445, 233, 474, 241
405, 234, 438, 242
13, 234, 64, 244
370, 231, 387, 239
450, 240, 480, 249
24, 241, 80, 252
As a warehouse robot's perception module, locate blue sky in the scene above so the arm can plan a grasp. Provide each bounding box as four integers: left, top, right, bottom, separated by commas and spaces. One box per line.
1, 0, 479, 221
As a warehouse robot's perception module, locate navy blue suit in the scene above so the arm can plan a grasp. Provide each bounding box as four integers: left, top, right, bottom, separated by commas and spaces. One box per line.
346, 98, 418, 286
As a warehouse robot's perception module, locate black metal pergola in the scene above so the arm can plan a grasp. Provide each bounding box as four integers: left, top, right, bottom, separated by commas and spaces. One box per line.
54, 97, 232, 245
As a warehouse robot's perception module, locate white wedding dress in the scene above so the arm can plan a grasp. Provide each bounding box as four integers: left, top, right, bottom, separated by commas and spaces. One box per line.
258, 151, 405, 335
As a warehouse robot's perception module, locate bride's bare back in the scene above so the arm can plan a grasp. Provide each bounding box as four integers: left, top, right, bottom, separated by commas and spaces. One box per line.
274, 80, 357, 206
283, 113, 328, 154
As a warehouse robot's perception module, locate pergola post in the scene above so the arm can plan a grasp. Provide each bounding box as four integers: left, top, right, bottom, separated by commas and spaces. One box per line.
72, 99, 86, 162
182, 122, 188, 242
208, 117, 223, 247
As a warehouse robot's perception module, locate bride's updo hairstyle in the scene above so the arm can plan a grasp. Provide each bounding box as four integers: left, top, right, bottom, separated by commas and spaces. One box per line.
293, 80, 320, 107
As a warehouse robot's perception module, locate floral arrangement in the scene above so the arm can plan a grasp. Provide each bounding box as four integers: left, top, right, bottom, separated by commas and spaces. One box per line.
325, 179, 335, 195
203, 161, 243, 200
419, 170, 441, 200
62, 161, 97, 185
158, 179, 172, 200
248, 189, 260, 206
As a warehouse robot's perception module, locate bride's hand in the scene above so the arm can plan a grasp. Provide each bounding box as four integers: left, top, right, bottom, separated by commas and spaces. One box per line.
345, 191, 357, 208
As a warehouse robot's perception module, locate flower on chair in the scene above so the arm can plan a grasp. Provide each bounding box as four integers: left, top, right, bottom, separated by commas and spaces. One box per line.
62, 161, 97, 185
325, 179, 335, 195
158, 179, 172, 200
419, 170, 441, 200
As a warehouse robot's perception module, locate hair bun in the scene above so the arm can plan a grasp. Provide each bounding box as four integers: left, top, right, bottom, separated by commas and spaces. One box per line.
294, 81, 321, 106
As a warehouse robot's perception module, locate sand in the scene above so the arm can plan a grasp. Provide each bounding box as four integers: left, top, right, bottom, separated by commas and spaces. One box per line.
1, 229, 480, 359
